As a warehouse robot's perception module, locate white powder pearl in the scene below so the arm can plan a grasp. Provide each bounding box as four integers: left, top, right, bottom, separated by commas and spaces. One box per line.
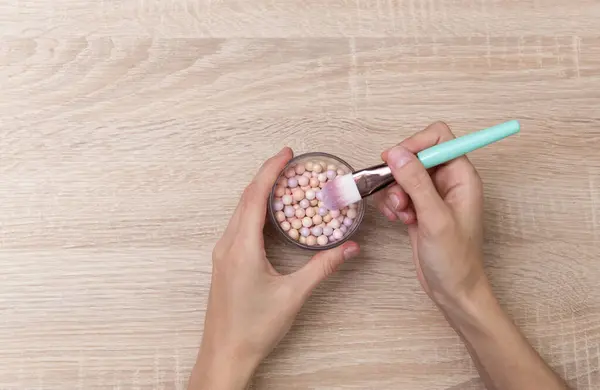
305, 189, 316, 200
302, 217, 313, 228
312, 215, 323, 225
291, 218, 303, 230
298, 176, 309, 186
343, 217, 353, 227
280, 221, 291, 231
288, 229, 299, 240
275, 211, 286, 222
295, 208, 306, 218
333, 229, 344, 240
323, 214, 332, 223
328, 219, 341, 229
323, 226, 333, 236
295, 165, 306, 175
292, 189, 305, 201
347, 209, 357, 219
284, 205, 295, 217
306, 235, 317, 246
329, 209, 340, 218
299, 199, 310, 209
309, 178, 319, 187
317, 235, 328, 246
313, 164, 323, 173
305, 161, 314, 171
305, 207, 316, 217
285, 168, 296, 178
272, 199, 284, 211
275, 186, 285, 197
317, 173, 327, 182
327, 164, 337, 171
282, 195, 292, 205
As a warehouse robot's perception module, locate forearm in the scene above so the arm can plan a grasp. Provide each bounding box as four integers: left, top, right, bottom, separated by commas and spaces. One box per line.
441, 283, 567, 390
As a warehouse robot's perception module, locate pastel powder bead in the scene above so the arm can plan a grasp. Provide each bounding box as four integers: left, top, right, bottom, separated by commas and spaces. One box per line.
291, 219, 303, 230
275, 186, 285, 197
337, 169, 345, 175
311, 226, 323, 236
329, 209, 340, 218
318, 207, 328, 216
313, 164, 323, 173
343, 217, 353, 227
349, 202, 358, 209
298, 176, 309, 186
312, 215, 323, 225
323, 226, 333, 236
293, 189, 305, 201
295, 208, 306, 218
316, 191, 323, 201
317, 235, 328, 246
288, 177, 298, 188
305, 190, 316, 200
333, 229, 344, 240
284, 205, 295, 218
285, 168, 296, 178
309, 178, 319, 187
299, 236, 307, 244
340, 225, 348, 233
300, 185, 311, 191
293, 204, 299, 209
305, 161, 314, 171
305, 207, 316, 217
337, 216, 345, 223
347, 209, 357, 219
295, 165, 306, 174
317, 173, 327, 182
328, 235, 337, 242
307, 235, 317, 246
329, 219, 341, 229
300, 227, 311, 237
299, 199, 310, 209
275, 211, 286, 222
280, 221, 291, 231
327, 164, 337, 171
288, 229, 300, 240
302, 217, 313, 228
326, 170, 337, 180
282, 195, 292, 205
273, 199, 284, 211
323, 214, 332, 223
310, 199, 318, 206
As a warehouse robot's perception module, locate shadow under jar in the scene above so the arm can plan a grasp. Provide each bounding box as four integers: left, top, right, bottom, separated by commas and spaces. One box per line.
268, 152, 366, 250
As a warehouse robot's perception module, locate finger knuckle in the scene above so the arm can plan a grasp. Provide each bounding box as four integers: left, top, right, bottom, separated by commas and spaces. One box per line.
422, 212, 454, 238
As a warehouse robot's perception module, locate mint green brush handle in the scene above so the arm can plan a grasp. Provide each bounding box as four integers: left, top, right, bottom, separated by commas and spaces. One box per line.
417, 120, 520, 169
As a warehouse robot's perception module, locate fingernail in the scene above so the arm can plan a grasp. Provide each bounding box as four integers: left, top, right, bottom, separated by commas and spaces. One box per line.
397, 211, 411, 223
343, 244, 360, 260
387, 146, 413, 169
388, 193, 400, 210
382, 206, 397, 221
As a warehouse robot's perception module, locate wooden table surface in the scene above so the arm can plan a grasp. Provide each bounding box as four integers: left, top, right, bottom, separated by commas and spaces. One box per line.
1, 1, 599, 389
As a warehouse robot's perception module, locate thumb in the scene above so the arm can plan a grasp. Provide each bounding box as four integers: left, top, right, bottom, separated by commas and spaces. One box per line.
292, 241, 360, 296
385, 145, 449, 230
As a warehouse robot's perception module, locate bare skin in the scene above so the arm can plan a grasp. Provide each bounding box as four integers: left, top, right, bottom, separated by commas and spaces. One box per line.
189, 123, 567, 390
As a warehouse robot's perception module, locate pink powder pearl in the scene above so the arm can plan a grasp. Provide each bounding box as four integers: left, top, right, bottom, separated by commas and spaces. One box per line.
295, 208, 306, 218
300, 227, 311, 237
280, 221, 291, 231
299, 199, 310, 209
347, 209, 358, 219
275, 186, 285, 197
311, 171, 318, 177
288, 229, 299, 240
305, 207, 316, 217
302, 217, 313, 228
333, 229, 344, 240
291, 219, 303, 230
317, 235, 328, 246
340, 225, 348, 233
302, 171, 312, 178
292, 189, 305, 201
288, 177, 298, 188
318, 206, 328, 216
323, 226, 333, 236
295, 165, 306, 175
316, 190, 323, 201
328, 219, 341, 229
311, 226, 323, 236
317, 173, 327, 182
329, 209, 340, 218
285, 168, 296, 178
284, 205, 295, 218
328, 235, 337, 242
343, 217, 353, 227
306, 235, 317, 246
275, 211, 286, 222
298, 176, 309, 186
273, 199, 284, 211
312, 215, 323, 225
305, 189, 316, 200
309, 178, 319, 187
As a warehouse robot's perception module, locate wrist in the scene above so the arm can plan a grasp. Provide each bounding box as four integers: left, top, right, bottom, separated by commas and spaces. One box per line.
190, 346, 258, 390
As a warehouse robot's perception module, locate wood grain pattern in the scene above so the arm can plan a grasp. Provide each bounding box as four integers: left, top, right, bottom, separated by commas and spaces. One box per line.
1, 1, 599, 389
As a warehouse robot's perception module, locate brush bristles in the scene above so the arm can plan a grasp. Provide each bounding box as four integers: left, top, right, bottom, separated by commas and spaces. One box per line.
321, 174, 362, 210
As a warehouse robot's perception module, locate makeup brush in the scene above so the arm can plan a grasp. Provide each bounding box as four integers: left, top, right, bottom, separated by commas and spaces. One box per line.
321, 120, 520, 210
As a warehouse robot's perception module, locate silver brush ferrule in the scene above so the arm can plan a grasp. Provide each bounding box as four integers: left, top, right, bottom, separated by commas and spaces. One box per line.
352, 163, 395, 198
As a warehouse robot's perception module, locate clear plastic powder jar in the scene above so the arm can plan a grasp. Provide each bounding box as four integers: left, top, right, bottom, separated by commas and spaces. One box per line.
268, 152, 366, 250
